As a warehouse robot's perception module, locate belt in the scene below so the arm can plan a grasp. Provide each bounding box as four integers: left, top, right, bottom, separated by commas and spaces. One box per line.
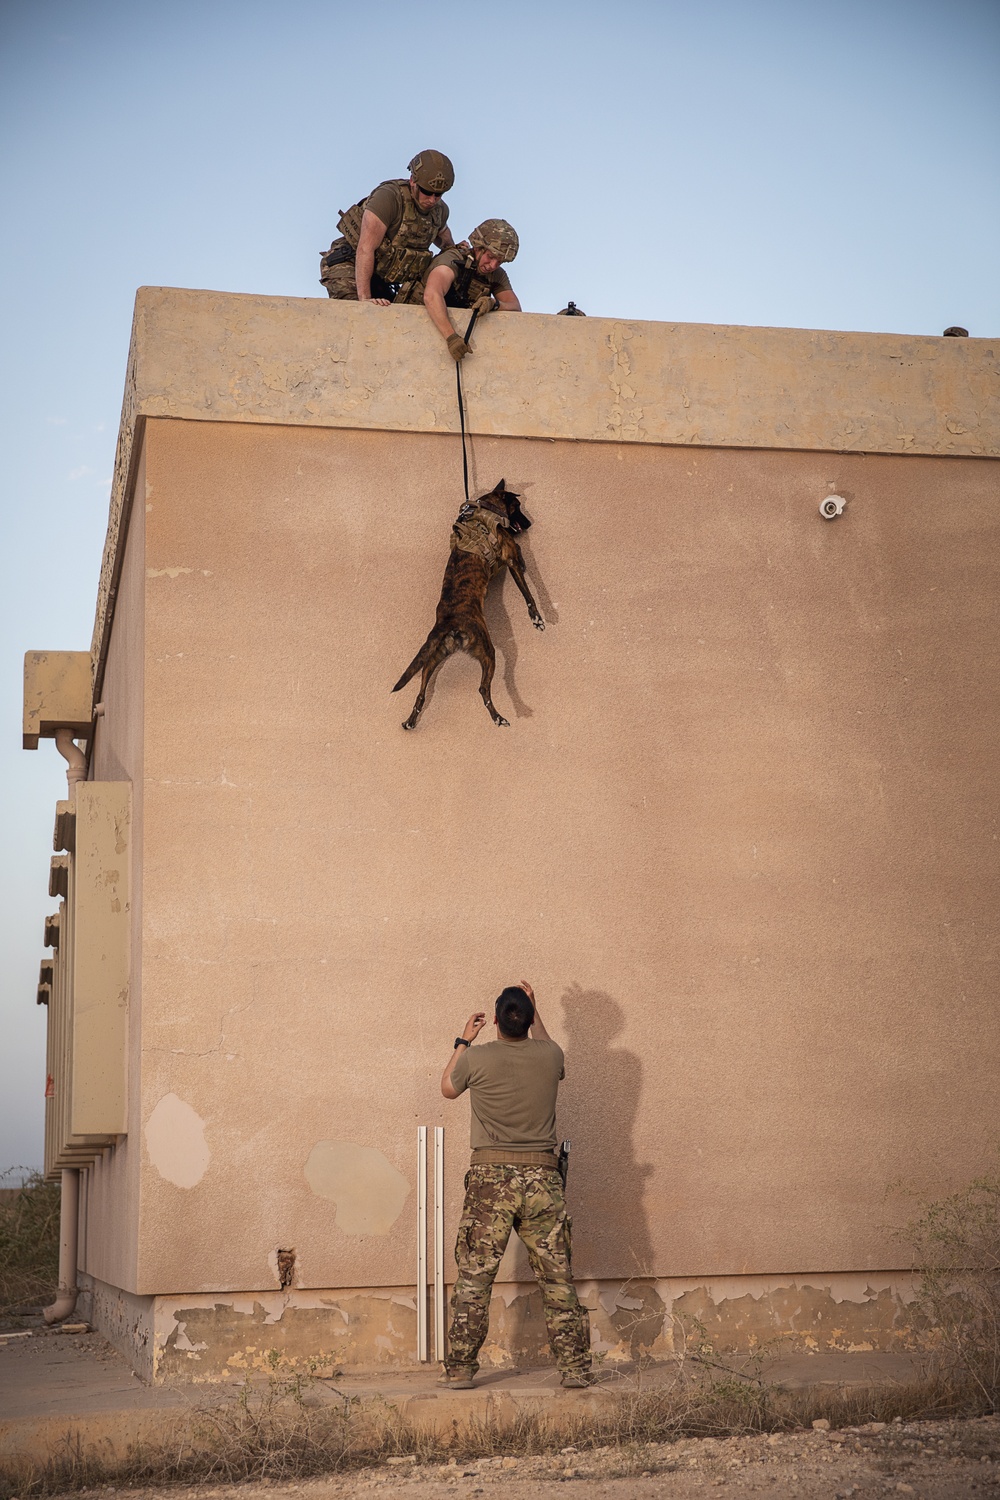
470, 1148, 559, 1169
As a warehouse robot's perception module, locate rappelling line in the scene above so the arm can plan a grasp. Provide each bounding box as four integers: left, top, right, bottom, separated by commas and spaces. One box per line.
456, 306, 480, 505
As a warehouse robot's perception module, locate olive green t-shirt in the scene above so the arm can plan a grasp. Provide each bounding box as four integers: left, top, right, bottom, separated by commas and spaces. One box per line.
450, 1037, 564, 1150
426, 245, 512, 295
365, 182, 449, 244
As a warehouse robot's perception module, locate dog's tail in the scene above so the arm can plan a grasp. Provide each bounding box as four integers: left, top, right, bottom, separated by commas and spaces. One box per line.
392, 638, 435, 694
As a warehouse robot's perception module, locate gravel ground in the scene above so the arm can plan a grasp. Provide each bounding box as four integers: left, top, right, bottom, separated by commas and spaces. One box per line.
62, 1414, 1000, 1500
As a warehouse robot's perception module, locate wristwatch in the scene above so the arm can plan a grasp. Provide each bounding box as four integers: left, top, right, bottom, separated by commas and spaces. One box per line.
453, 1036, 471, 1049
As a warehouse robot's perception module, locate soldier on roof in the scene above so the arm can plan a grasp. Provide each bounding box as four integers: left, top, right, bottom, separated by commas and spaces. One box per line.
320, 151, 456, 305
418, 219, 521, 362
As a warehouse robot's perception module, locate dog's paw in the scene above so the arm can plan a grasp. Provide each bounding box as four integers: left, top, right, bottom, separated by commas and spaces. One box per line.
532, 617, 545, 631
495, 716, 510, 727
402, 720, 416, 732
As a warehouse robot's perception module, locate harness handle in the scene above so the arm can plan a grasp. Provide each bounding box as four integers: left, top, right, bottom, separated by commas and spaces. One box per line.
456, 306, 481, 504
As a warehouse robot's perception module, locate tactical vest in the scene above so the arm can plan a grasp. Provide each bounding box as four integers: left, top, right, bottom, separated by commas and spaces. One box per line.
338, 179, 438, 287
445, 249, 496, 310
450, 505, 509, 569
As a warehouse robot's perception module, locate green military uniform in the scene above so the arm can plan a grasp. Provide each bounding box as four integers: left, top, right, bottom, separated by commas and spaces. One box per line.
321, 179, 450, 303
414, 245, 512, 311
446, 1037, 592, 1380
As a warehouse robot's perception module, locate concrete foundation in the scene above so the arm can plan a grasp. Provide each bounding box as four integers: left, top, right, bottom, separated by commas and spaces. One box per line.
140, 1273, 923, 1384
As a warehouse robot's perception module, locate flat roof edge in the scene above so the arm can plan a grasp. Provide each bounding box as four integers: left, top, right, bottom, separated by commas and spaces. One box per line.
89, 286, 999, 679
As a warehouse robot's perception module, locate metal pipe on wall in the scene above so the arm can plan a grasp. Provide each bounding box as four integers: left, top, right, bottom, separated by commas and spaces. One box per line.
433, 1126, 445, 1362
54, 729, 87, 787
44, 731, 87, 1325
416, 1126, 428, 1361
43, 1167, 80, 1324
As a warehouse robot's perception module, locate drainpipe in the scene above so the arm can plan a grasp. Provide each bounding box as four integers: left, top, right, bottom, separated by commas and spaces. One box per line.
43, 731, 87, 1324
54, 728, 87, 787
44, 1167, 80, 1324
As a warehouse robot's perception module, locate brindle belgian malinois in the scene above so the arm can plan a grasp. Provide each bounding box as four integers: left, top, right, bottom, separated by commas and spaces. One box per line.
392, 479, 544, 730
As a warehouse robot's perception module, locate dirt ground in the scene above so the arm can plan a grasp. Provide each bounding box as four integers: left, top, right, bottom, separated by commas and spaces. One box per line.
57, 1415, 1000, 1500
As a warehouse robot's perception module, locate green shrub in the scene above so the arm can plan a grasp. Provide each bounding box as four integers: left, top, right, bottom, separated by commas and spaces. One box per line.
0, 1168, 59, 1316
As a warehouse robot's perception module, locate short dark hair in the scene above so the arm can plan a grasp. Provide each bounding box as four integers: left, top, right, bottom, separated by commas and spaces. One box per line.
495, 986, 535, 1039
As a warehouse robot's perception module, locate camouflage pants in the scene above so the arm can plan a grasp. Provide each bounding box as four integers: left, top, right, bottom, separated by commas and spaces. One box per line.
446, 1165, 591, 1377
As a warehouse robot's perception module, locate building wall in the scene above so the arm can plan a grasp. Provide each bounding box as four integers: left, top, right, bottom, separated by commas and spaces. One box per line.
80, 437, 146, 1293
121, 414, 997, 1316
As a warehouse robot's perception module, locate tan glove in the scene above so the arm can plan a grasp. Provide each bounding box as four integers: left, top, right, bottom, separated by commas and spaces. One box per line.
447, 334, 471, 362
472, 295, 494, 317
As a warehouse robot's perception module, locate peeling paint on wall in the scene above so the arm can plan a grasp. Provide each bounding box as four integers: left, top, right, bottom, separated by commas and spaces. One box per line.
77, 1273, 156, 1384
155, 1290, 416, 1382
606, 325, 645, 441
303, 1140, 409, 1235
141, 1273, 928, 1384
144, 1093, 211, 1188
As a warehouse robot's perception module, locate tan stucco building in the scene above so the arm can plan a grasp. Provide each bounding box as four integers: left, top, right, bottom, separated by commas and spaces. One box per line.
25, 289, 999, 1381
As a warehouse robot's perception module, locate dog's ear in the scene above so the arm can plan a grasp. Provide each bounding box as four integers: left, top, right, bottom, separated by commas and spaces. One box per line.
494, 478, 506, 495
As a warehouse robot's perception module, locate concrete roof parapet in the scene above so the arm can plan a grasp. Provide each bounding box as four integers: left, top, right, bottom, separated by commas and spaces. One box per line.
90, 287, 998, 683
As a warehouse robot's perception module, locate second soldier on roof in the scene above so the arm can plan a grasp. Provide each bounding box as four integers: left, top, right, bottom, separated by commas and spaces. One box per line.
419, 220, 521, 361
320, 151, 456, 306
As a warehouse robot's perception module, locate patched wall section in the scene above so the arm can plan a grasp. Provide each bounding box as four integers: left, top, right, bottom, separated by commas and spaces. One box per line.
304, 1142, 410, 1235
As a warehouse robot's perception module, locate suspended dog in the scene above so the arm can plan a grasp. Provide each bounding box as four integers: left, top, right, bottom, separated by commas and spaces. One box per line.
392, 480, 544, 730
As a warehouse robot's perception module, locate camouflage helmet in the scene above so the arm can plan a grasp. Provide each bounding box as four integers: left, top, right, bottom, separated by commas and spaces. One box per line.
469, 219, 519, 263
408, 150, 455, 194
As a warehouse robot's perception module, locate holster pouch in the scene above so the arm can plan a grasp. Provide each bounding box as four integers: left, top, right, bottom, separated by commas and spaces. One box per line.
322, 239, 355, 270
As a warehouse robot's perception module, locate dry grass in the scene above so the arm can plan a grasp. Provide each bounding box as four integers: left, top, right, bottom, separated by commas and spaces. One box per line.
905, 1169, 1000, 1410
0, 1362, 983, 1498
0, 1169, 59, 1317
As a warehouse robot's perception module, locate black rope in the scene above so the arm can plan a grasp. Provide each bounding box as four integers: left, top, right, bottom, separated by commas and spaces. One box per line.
456, 307, 480, 503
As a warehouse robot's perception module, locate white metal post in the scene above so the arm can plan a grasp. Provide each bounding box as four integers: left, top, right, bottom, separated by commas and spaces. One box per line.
416, 1125, 428, 1362
433, 1125, 445, 1362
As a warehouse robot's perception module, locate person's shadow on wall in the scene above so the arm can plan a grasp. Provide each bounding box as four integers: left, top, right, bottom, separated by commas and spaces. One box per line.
557, 982, 654, 1283
495, 982, 657, 1369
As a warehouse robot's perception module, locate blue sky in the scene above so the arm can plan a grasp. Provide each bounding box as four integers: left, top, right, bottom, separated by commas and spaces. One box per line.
1, 0, 998, 1173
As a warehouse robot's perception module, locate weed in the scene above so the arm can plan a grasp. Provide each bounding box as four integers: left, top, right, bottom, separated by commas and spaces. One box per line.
905, 1170, 1000, 1410
0, 1168, 59, 1317
0, 1365, 975, 1499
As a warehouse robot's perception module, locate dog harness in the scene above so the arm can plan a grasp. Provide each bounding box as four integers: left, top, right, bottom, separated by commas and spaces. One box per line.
450, 505, 509, 569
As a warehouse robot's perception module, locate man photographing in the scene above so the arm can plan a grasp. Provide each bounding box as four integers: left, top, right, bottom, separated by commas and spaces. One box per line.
439, 982, 594, 1388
